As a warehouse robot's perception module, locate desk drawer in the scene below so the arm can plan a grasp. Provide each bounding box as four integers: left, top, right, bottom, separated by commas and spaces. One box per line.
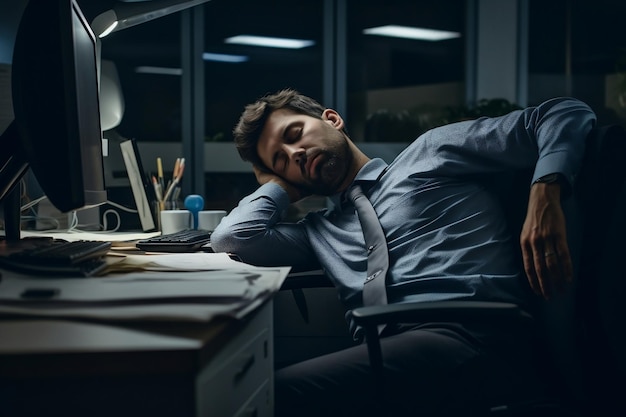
234, 380, 271, 417
196, 303, 273, 417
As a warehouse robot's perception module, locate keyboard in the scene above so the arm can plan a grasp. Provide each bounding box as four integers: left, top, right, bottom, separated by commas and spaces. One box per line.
0, 239, 112, 277
136, 228, 212, 253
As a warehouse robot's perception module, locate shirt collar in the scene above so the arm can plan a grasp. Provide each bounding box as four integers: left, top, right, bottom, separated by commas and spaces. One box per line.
329, 158, 388, 207
353, 158, 388, 183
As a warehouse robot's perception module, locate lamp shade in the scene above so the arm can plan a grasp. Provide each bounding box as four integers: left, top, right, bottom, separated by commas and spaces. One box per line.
99, 60, 124, 131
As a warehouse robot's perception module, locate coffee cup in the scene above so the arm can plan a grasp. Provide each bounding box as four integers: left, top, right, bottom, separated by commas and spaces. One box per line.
198, 210, 227, 231
160, 210, 190, 234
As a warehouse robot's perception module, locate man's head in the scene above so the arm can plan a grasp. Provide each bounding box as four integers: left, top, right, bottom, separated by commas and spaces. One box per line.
233, 89, 362, 195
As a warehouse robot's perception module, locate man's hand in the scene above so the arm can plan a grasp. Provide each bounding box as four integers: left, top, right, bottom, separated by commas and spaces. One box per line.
253, 165, 311, 203
520, 182, 573, 299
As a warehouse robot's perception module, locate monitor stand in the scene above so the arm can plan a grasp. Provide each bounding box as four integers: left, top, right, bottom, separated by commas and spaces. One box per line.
1, 185, 21, 241
0, 120, 30, 241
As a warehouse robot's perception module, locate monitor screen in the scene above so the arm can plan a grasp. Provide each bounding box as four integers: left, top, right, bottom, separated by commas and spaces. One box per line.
0, 0, 107, 240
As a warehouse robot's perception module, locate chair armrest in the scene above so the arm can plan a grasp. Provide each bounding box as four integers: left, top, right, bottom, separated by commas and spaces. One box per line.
278, 269, 333, 324
280, 269, 333, 290
351, 300, 534, 327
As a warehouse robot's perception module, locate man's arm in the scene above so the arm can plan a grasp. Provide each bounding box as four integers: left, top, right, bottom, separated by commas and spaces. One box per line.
210, 178, 318, 270
252, 165, 311, 203
521, 181, 571, 299
412, 97, 596, 299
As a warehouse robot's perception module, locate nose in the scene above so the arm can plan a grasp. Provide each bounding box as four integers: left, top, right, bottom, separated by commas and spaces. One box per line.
283, 144, 306, 165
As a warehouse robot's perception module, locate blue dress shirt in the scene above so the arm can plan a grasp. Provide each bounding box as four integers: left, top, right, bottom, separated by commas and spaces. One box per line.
211, 97, 596, 321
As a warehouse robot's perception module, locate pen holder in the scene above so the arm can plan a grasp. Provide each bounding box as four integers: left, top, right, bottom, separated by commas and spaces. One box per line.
153, 199, 183, 232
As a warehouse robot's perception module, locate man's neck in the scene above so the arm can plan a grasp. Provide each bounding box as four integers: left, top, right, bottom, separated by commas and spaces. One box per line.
338, 141, 370, 192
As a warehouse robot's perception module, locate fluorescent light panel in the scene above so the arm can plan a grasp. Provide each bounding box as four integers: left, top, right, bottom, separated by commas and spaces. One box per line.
363, 25, 460, 41
202, 52, 249, 63
224, 35, 314, 49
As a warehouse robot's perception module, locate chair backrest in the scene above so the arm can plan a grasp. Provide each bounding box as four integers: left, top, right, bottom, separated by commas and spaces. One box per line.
524, 124, 626, 415
495, 124, 626, 414
572, 124, 626, 413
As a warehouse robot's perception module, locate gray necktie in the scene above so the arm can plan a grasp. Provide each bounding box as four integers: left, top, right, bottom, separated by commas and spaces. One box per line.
348, 184, 389, 307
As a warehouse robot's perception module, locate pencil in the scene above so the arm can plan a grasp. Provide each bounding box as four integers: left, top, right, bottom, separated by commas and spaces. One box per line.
152, 175, 164, 211
173, 158, 181, 179
156, 157, 164, 190
177, 158, 185, 180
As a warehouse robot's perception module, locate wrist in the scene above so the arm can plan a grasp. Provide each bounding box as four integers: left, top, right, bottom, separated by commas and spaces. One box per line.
533, 173, 562, 185
531, 179, 562, 205
533, 173, 570, 199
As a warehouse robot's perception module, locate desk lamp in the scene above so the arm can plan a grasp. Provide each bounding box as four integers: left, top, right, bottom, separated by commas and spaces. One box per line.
91, 0, 212, 39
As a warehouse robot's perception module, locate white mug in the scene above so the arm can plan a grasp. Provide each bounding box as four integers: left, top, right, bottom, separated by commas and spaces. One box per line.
198, 210, 227, 231
160, 210, 190, 234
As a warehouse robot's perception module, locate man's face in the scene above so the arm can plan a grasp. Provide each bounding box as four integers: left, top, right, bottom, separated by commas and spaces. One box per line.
257, 108, 352, 195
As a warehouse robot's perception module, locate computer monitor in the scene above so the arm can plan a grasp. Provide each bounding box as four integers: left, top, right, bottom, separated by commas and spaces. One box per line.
0, 0, 107, 241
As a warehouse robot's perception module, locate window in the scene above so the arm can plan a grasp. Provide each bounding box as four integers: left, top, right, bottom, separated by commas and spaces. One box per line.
346, 0, 466, 143
528, 0, 626, 126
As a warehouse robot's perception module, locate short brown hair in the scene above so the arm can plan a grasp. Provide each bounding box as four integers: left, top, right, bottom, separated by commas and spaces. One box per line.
233, 89, 326, 170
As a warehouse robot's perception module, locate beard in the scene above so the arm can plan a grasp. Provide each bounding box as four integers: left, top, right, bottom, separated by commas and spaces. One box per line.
303, 131, 352, 196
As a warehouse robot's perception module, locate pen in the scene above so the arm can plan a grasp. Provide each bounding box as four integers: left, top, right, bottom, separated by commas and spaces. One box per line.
173, 158, 181, 179
172, 186, 181, 202
156, 157, 165, 190
152, 175, 164, 211
162, 157, 185, 203
162, 177, 179, 203
178, 158, 185, 179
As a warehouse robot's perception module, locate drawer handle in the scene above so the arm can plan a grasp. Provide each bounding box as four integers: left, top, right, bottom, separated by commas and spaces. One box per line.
234, 354, 255, 384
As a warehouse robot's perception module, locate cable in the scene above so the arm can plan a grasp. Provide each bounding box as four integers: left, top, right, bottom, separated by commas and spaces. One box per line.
16, 197, 138, 234
105, 200, 138, 213
101, 209, 121, 232
20, 194, 48, 212
66, 211, 79, 232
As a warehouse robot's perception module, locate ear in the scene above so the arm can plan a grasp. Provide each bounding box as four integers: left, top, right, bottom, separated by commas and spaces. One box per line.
322, 109, 344, 130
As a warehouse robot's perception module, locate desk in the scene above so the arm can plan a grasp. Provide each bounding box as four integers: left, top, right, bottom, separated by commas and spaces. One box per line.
0, 231, 280, 417
0, 298, 274, 417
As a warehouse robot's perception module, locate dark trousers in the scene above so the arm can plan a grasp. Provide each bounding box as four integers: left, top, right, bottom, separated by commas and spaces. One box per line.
275, 322, 545, 417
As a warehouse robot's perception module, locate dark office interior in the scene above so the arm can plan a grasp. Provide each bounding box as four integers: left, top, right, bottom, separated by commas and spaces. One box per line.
1, 0, 625, 213
0, 1, 625, 416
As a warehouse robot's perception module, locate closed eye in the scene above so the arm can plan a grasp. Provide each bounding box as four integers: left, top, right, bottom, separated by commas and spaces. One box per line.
272, 122, 304, 172
286, 126, 303, 143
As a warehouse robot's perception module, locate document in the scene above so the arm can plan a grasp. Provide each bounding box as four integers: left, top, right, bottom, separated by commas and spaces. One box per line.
0, 252, 290, 323
102, 252, 250, 273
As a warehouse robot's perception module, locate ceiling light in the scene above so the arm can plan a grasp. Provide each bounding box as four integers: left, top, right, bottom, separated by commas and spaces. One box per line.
135, 66, 183, 76
224, 35, 315, 49
202, 52, 249, 63
363, 25, 460, 41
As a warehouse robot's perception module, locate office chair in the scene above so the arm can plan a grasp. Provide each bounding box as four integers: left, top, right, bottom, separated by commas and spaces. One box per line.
350, 124, 626, 416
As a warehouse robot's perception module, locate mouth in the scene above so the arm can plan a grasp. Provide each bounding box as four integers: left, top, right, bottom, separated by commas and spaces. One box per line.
304, 152, 323, 180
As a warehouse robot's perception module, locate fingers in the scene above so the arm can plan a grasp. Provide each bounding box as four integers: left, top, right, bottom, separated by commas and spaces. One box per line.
521, 244, 541, 297
522, 239, 573, 299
